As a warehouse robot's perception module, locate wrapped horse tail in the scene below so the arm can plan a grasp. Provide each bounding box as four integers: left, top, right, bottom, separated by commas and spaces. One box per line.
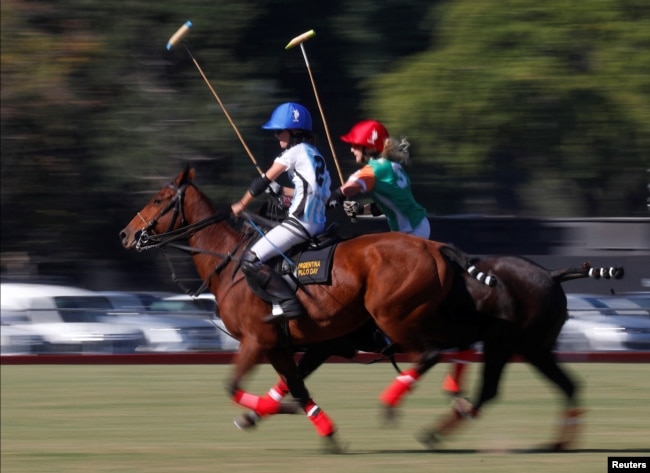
440, 245, 497, 287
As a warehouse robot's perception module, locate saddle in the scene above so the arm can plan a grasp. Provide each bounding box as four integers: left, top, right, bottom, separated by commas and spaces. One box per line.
240, 222, 340, 290
279, 223, 340, 286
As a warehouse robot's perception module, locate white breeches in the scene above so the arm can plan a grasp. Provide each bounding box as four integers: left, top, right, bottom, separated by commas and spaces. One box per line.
407, 218, 431, 239
251, 219, 322, 262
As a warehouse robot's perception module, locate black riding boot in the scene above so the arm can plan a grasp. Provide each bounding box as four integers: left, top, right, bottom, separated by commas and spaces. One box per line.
261, 269, 305, 322
241, 251, 305, 322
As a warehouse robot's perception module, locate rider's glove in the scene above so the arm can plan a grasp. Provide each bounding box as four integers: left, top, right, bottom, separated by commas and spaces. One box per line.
328, 188, 345, 208
266, 181, 282, 196
343, 201, 360, 217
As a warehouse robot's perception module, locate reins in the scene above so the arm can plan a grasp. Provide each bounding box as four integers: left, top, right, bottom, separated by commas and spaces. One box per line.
137, 213, 226, 249
137, 183, 296, 296
136, 180, 256, 296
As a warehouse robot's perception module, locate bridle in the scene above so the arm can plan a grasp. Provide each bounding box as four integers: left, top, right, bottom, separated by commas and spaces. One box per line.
131, 177, 290, 296
135, 182, 188, 250
135, 181, 223, 251
133, 180, 243, 296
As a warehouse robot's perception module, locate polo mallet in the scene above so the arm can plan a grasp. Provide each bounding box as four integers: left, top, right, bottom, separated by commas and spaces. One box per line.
167, 21, 263, 175
286, 30, 345, 186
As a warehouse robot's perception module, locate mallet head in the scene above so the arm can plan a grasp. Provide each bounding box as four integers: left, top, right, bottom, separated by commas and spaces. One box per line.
285, 29, 315, 50
166, 20, 192, 51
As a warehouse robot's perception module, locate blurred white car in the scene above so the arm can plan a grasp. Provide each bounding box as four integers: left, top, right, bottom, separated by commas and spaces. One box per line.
556, 294, 650, 351
150, 293, 240, 351
98, 291, 223, 352
0, 283, 146, 354
0, 324, 46, 355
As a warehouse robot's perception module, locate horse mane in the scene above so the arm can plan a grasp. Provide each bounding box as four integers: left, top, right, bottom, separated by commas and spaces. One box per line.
181, 172, 257, 238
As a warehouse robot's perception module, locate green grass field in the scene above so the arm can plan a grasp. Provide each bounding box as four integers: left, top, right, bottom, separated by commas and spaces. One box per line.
2, 362, 649, 473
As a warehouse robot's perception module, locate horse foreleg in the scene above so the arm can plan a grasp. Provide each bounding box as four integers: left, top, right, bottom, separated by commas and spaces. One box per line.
234, 345, 334, 430
416, 394, 475, 449
265, 347, 339, 444
232, 378, 299, 430
417, 343, 511, 449
524, 348, 584, 451
379, 348, 441, 423
227, 343, 298, 424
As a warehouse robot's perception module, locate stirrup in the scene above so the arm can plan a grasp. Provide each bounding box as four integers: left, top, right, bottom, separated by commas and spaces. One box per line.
263, 313, 303, 323
263, 302, 304, 323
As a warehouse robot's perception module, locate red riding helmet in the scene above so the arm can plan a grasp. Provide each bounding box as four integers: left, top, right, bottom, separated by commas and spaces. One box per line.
340, 120, 390, 153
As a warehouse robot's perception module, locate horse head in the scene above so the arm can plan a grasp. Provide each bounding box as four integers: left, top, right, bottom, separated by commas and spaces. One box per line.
119, 165, 219, 251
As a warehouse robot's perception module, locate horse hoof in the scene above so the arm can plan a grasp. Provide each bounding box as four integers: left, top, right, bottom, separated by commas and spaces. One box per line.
322, 433, 346, 454
233, 412, 258, 430
381, 404, 400, 425
549, 441, 567, 452
416, 428, 443, 449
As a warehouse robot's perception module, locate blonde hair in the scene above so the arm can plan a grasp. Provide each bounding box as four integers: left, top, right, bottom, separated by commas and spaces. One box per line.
381, 137, 411, 166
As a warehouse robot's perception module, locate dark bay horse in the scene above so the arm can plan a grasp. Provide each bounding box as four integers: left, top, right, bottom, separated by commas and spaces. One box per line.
236, 248, 624, 450
119, 166, 486, 450
418, 252, 624, 450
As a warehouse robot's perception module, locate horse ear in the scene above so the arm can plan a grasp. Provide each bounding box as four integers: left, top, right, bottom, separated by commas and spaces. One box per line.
176, 164, 195, 186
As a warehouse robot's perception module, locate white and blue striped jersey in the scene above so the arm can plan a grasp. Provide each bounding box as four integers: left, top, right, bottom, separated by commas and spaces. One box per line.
274, 142, 331, 233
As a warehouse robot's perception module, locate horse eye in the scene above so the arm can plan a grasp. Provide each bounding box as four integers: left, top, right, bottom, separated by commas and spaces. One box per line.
153, 199, 162, 205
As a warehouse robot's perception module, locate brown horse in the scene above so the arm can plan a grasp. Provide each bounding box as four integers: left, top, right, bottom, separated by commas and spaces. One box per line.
235, 248, 624, 450
119, 166, 485, 450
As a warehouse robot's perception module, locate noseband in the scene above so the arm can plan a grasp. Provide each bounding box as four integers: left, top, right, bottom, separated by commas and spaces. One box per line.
135, 182, 190, 250
132, 181, 244, 295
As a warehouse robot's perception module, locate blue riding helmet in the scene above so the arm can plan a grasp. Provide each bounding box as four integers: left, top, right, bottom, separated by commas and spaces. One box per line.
262, 102, 312, 131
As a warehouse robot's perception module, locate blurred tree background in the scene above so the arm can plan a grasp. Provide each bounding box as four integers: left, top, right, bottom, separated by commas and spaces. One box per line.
1, 0, 649, 289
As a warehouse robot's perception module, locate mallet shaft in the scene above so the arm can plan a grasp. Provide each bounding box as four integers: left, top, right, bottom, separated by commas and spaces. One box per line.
183, 45, 262, 175
165, 21, 262, 175
288, 34, 345, 185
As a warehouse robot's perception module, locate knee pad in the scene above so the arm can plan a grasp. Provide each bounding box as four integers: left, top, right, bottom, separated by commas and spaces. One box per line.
241, 250, 273, 296
241, 250, 260, 277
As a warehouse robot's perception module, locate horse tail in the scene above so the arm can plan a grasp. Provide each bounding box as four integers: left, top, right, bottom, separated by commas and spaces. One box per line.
440, 244, 497, 287
550, 262, 624, 283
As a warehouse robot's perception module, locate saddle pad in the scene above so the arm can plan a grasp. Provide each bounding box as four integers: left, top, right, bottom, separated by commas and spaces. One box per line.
295, 244, 337, 284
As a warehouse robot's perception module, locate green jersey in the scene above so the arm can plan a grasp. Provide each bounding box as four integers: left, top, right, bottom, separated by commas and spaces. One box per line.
348, 157, 427, 232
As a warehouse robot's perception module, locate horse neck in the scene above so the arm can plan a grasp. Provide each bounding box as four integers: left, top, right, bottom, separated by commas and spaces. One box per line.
183, 186, 250, 291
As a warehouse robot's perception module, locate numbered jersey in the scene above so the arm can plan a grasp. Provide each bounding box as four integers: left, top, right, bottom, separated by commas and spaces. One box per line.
274, 143, 331, 231
347, 157, 427, 232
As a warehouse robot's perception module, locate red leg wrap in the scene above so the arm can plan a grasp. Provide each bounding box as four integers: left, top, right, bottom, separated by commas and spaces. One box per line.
554, 407, 586, 450
442, 350, 473, 394
255, 379, 291, 416
233, 389, 285, 417
273, 378, 290, 395
233, 389, 262, 410
305, 400, 335, 437
379, 368, 420, 407
255, 395, 283, 416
